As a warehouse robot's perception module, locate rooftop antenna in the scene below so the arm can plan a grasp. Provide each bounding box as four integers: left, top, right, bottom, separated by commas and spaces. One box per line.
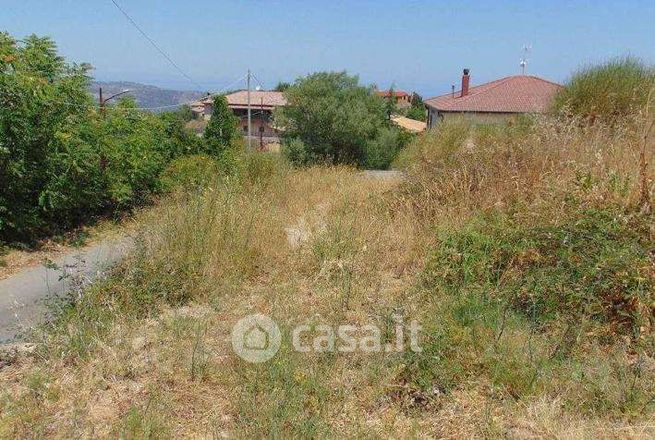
520, 44, 531, 75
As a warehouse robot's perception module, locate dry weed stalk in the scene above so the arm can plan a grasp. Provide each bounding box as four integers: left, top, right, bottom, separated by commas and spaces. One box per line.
639, 88, 655, 214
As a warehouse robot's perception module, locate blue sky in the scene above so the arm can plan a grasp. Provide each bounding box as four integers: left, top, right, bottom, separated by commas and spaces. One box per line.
3, 0, 654, 96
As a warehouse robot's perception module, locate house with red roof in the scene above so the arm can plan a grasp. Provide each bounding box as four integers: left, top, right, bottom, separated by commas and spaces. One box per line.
424, 69, 562, 129
376, 89, 412, 109
193, 90, 288, 146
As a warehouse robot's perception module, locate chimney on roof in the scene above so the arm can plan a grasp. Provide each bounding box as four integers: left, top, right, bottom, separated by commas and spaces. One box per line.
460, 68, 470, 98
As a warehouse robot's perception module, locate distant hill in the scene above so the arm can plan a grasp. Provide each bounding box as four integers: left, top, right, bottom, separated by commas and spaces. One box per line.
89, 81, 204, 112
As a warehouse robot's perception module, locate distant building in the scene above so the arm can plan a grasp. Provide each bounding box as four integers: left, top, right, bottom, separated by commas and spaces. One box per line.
376, 89, 412, 109
424, 69, 562, 129
193, 90, 288, 145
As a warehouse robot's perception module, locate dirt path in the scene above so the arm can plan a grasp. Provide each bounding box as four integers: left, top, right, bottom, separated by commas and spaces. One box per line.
0, 237, 133, 343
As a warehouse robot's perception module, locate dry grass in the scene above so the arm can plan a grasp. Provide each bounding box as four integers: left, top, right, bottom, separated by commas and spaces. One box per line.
0, 115, 654, 438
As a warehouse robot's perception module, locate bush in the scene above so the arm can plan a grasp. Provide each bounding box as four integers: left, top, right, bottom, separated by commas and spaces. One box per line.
277, 71, 389, 166
159, 155, 219, 192
554, 56, 655, 122
363, 127, 403, 170
242, 152, 288, 186
282, 138, 315, 166
425, 206, 654, 331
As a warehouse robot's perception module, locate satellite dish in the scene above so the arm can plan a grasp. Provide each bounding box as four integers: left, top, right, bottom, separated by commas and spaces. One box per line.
255, 86, 262, 91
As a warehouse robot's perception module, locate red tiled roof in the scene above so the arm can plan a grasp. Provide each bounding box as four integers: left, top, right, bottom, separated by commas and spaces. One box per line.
377, 90, 410, 98
199, 90, 287, 109
424, 75, 562, 113
227, 90, 287, 108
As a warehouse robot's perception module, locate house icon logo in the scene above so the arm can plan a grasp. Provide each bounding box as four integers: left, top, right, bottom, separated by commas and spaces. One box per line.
231, 314, 281, 363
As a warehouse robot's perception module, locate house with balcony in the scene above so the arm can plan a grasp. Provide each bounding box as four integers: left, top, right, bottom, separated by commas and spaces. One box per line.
192, 90, 288, 146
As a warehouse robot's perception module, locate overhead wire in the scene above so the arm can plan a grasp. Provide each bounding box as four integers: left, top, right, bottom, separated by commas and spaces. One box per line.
108, 0, 203, 91
2, 69, 269, 113
1, 73, 248, 112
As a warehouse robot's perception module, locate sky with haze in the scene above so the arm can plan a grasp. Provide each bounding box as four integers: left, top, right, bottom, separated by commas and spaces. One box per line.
2, 0, 654, 97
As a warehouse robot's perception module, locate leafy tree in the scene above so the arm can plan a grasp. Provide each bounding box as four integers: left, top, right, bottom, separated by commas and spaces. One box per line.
274, 81, 291, 92
0, 32, 205, 243
0, 33, 95, 240
278, 71, 388, 165
204, 95, 239, 156
405, 92, 426, 122
384, 85, 397, 119
159, 108, 203, 157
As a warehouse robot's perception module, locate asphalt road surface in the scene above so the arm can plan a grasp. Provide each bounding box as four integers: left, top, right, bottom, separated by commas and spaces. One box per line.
0, 237, 133, 343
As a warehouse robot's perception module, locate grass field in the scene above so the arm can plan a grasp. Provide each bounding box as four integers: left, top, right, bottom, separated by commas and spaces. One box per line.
0, 114, 654, 438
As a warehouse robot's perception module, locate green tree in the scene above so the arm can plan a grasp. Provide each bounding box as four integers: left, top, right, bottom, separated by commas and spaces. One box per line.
204, 95, 239, 156
0, 33, 96, 240
278, 71, 388, 165
159, 108, 203, 157
0, 32, 203, 243
274, 81, 291, 92
384, 85, 397, 119
406, 92, 426, 122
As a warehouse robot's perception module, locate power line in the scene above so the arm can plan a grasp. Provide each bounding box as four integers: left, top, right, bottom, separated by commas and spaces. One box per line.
103, 72, 248, 111
109, 0, 203, 90
250, 72, 266, 90
2, 73, 249, 113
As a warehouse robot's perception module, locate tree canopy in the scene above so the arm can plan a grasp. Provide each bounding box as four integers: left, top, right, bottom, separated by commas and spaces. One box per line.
0, 32, 203, 242
278, 71, 390, 165
204, 95, 239, 155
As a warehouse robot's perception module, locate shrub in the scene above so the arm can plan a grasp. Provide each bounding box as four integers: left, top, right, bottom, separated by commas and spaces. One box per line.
282, 138, 318, 166
277, 71, 388, 166
425, 206, 654, 331
363, 127, 403, 170
159, 155, 220, 192
554, 56, 655, 122
242, 151, 288, 186
0, 33, 98, 241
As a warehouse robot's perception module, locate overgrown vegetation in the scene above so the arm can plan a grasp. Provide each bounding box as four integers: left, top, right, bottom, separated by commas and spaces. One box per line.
278, 71, 408, 169
0, 33, 232, 244
554, 56, 655, 122
1, 57, 654, 437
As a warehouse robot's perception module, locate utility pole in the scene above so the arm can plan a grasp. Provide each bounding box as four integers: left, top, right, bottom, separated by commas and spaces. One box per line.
260, 97, 264, 150
247, 69, 252, 150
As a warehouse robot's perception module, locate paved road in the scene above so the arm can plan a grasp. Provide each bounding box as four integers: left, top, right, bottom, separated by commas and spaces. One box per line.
0, 238, 133, 343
